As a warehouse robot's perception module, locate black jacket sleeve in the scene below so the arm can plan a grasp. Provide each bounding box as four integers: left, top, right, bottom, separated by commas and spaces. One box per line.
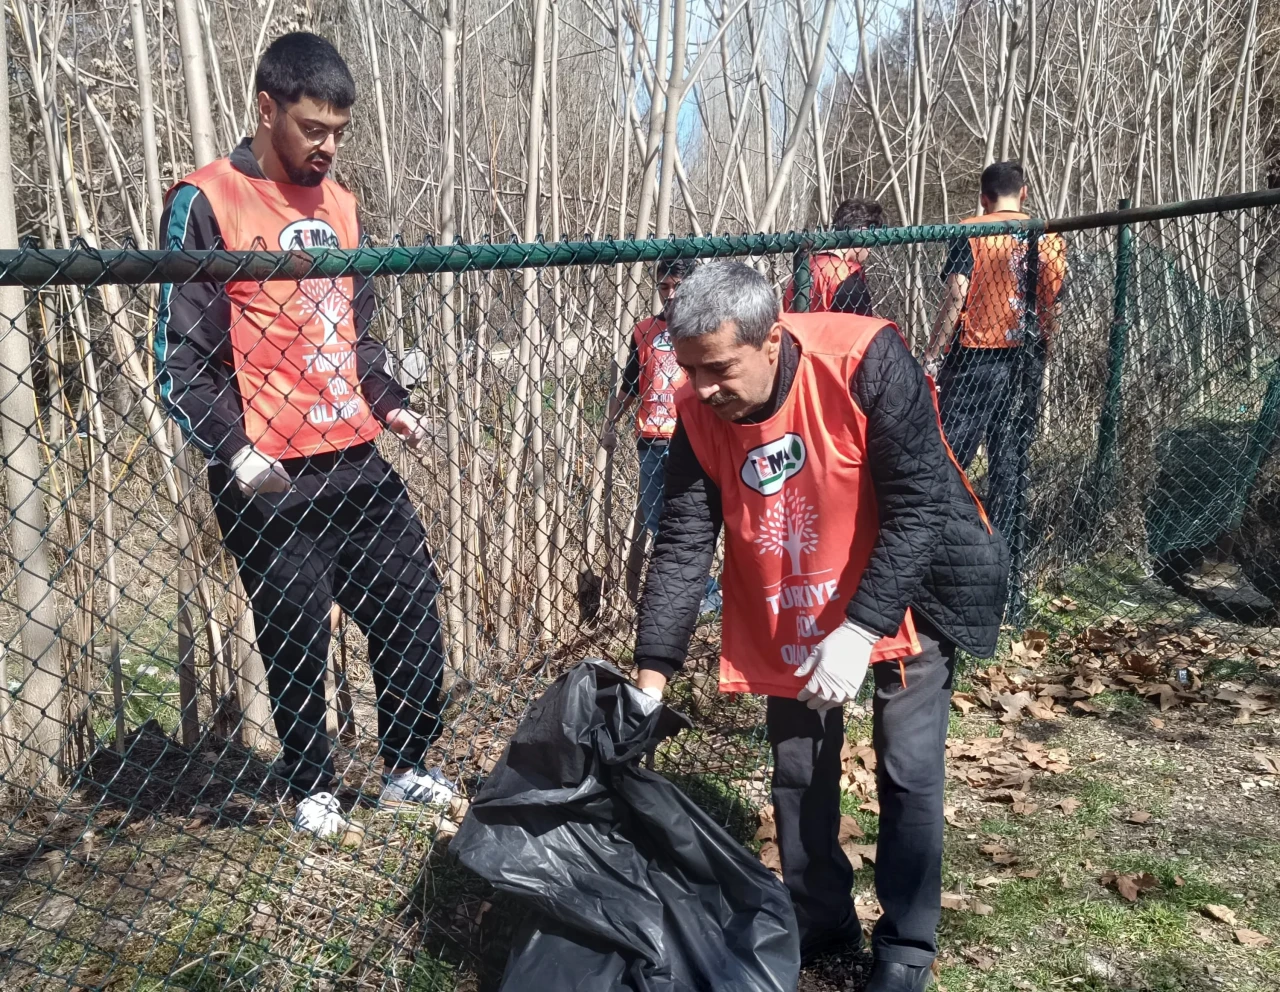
619, 338, 641, 398
154, 185, 251, 462
352, 218, 409, 421
846, 327, 951, 635
831, 269, 876, 317
634, 420, 722, 679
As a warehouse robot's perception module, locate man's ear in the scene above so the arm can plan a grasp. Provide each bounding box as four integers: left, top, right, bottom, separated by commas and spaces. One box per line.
765, 320, 784, 360
1019, 185, 1029, 205
257, 92, 276, 131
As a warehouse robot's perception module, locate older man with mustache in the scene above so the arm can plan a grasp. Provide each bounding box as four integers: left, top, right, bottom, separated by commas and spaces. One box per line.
632, 261, 1008, 991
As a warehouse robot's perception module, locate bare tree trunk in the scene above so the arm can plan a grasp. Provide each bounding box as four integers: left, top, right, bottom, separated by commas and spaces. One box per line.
654, 0, 688, 240
496, 0, 549, 653
754, 0, 836, 232
174, 0, 218, 167
0, 10, 61, 792
437, 0, 470, 677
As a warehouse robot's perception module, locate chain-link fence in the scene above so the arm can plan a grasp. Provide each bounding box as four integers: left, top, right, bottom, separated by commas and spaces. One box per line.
1, 188, 1278, 989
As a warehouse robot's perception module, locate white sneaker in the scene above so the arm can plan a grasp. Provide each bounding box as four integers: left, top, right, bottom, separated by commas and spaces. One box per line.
379, 766, 459, 808
294, 792, 356, 842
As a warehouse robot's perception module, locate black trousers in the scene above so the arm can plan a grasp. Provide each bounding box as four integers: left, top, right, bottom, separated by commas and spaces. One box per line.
215, 477, 447, 797
936, 345, 1042, 540
767, 620, 955, 967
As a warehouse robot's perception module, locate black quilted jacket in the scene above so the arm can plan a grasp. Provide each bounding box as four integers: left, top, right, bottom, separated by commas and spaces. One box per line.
634, 327, 1009, 680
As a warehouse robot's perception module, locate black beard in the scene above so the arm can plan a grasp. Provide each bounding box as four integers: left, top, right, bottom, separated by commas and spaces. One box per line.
272, 129, 327, 186
283, 158, 326, 187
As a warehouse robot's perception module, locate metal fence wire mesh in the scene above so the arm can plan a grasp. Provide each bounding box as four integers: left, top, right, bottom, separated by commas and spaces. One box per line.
1, 189, 1279, 989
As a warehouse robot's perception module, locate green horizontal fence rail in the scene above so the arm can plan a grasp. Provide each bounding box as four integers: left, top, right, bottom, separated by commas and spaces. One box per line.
6, 186, 1280, 286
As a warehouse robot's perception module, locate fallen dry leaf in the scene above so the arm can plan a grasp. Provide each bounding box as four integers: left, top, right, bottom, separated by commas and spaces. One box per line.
952, 693, 976, 715
855, 898, 883, 922
1018, 869, 1041, 879
1056, 797, 1082, 815
1150, 717, 1165, 729
846, 843, 878, 864
861, 799, 881, 815
963, 948, 997, 971
1235, 928, 1271, 947
1127, 810, 1152, 824
1011, 801, 1040, 815
1101, 871, 1160, 902
1203, 904, 1239, 926
941, 893, 995, 916
758, 840, 781, 874
838, 815, 864, 842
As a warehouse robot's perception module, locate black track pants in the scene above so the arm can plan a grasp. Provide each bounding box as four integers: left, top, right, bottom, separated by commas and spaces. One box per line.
767, 619, 955, 967
215, 478, 446, 797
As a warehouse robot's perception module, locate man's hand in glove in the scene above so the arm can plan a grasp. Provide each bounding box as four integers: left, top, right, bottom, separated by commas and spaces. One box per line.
230, 445, 291, 497
795, 620, 880, 711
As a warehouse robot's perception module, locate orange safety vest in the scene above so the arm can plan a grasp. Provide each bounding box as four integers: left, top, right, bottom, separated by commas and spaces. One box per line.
954, 211, 1067, 350
676, 313, 922, 697
783, 252, 861, 313
174, 159, 382, 459
633, 315, 685, 439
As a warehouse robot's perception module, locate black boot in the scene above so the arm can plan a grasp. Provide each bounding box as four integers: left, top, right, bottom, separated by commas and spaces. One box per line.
865, 960, 932, 991
800, 915, 863, 965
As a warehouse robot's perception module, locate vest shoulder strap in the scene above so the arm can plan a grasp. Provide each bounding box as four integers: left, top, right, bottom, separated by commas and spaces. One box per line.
780, 312, 894, 360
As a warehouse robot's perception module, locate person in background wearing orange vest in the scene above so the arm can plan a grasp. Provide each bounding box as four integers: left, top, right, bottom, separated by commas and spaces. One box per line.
783, 197, 885, 315
602, 260, 720, 609
923, 161, 1067, 540
155, 34, 455, 842
634, 262, 1008, 990
602, 259, 697, 538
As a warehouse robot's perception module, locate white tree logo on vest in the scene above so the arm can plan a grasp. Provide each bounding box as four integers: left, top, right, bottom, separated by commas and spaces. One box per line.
278, 219, 360, 427
755, 485, 840, 665
756, 489, 818, 575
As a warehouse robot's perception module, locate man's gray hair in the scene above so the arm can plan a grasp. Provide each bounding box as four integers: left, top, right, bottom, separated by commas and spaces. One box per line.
668, 260, 779, 347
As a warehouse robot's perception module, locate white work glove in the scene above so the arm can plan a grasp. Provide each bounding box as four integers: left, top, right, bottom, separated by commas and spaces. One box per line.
230, 445, 291, 497
385, 408, 429, 449
795, 620, 879, 711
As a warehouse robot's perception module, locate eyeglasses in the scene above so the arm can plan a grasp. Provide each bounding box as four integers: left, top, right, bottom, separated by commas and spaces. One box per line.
285, 109, 349, 148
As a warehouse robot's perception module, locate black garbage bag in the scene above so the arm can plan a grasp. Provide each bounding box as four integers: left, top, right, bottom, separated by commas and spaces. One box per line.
451, 659, 799, 992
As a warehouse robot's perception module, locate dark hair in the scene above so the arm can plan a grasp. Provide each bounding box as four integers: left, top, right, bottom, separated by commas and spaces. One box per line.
832, 197, 885, 230
980, 160, 1026, 200
657, 258, 697, 282
255, 33, 356, 109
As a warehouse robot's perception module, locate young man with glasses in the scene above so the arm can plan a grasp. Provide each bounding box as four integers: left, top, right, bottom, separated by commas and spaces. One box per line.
155, 33, 453, 842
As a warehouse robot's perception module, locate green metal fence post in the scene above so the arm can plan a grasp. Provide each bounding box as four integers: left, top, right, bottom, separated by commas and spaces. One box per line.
1093, 197, 1135, 507
791, 243, 812, 313
1006, 231, 1044, 626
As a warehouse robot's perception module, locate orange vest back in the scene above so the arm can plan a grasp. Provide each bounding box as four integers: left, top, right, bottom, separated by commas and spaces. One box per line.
677, 313, 919, 697
784, 253, 861, 313
175, 159, 382, 459
955, 211, 1067, 349
633, 316, 685, 439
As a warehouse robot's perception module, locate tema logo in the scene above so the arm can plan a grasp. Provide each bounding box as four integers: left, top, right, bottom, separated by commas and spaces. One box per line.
741, 433, 807, 496
652, 329, 674, 351
278, 219, 341, 251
